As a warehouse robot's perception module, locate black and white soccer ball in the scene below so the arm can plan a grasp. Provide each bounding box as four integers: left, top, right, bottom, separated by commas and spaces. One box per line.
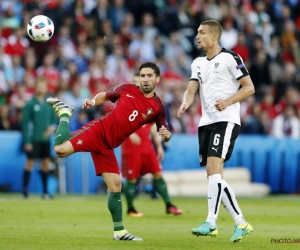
27, 15, 54, 42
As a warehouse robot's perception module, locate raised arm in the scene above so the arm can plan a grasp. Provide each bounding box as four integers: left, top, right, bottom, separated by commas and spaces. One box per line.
82, 92, 107, 109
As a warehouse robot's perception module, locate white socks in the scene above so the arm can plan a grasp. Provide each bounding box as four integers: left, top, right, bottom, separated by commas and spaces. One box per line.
221, 179, 246, 225
206, 174, 223, 226
205, 176, 246, 226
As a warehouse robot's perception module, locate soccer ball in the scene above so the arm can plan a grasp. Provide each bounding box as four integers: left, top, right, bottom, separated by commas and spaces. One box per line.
27, 15, 54, 42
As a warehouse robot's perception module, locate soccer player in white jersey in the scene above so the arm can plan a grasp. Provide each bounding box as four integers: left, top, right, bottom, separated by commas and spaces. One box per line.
177, 20, 255, 242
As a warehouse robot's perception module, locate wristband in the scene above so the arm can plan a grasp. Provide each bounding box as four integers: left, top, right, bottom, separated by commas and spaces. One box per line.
91, 99, 96, 106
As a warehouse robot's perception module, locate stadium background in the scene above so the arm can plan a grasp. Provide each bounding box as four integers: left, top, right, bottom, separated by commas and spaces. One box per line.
0, 0, 300, 195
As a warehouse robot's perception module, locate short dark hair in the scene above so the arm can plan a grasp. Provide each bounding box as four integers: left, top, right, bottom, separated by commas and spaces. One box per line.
138, 62, 160, 77
201, 20, 223, 40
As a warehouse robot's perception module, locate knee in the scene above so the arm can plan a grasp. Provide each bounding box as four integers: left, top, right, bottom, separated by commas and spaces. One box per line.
115, 179, 122, 189
153, 172, 163, 179
206, 164, 216, 176
127, 178, 137, 184
25, 159, 35, 170
41, 163, 49, 171
111, 180, 122, 192
54, 145, 67, 157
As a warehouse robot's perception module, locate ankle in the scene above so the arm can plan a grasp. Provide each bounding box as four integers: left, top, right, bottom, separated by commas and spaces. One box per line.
114, 229, 127, 234
127, 207, 136, 213
206, 217, 217, 227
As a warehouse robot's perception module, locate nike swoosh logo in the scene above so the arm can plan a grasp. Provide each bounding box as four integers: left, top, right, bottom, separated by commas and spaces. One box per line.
55, 134, 62, 138
209, 228, 216, 232
126, 94, 135, 98
242, 224, 248, 231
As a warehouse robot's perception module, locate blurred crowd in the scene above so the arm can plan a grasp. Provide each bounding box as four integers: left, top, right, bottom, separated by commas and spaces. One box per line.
0, 0, 300, 138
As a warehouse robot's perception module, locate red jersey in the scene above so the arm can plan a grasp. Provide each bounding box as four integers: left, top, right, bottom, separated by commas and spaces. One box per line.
122, 123, 153, 154
101, 84, 168, 149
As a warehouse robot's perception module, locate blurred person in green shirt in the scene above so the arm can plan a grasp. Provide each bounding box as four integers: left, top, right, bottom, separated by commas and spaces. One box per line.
21, 76, 57, 199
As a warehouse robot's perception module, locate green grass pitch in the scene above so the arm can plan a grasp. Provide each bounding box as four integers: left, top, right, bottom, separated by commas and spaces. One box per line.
0, 194, 299, 250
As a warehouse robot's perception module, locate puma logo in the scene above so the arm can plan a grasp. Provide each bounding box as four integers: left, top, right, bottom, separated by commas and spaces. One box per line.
212, 147, 218, 153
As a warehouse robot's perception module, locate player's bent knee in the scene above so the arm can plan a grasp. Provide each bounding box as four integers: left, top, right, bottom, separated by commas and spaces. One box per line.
107, 182, 122, 192
127, 178, 137, 184
54, 145, 66, 157
112, 180, 122, 190
153, 171, 163, 179
102, 173, 122, 192
54, 142, 74, 157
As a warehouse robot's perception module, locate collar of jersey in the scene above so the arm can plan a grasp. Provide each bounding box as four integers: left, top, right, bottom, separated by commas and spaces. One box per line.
206, 47, 224, 61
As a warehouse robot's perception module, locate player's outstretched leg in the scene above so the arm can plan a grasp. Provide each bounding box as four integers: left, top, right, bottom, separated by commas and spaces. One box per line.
46, 97, 74, 146
191, 222, 218, 237
46, 97, 74, 117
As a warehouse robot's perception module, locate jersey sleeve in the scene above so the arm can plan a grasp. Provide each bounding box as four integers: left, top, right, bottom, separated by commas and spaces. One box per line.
190, 60, 198, 81
228, 53, 249, 80
154, 105, 169, 131
105, 84, 127, 103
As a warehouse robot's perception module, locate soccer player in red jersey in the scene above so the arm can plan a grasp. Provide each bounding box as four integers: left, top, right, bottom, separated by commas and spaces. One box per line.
122, 74, 182, 217
46, 62, 171, 241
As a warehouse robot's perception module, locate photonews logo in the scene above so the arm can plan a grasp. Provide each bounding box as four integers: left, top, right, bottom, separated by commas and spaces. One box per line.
271, 238, 300, 244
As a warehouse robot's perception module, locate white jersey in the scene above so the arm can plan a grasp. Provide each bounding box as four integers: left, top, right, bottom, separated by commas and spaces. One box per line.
190, 48, 249, 127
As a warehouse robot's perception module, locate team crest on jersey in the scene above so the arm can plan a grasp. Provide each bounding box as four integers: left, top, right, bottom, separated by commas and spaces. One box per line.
76, 139, 83, 145
142, 108, 153, 120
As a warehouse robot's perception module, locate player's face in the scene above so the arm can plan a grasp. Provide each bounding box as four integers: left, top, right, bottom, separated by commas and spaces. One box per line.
139, 68, 159, 95
196, 24, 214, 50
